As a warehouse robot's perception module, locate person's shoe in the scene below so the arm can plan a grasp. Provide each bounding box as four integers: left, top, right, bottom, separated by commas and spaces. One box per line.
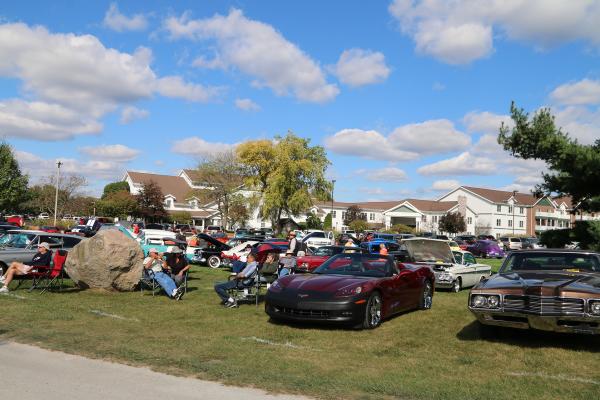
0, 275, 5, 283
0, 286, 9, 294
224, 298, 236, 308
174, 287, 185, 300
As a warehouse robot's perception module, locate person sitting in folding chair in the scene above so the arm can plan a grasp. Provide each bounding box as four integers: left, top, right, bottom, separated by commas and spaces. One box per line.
278, 250, 296, 277
214, 252, 258, 308
143, 248, 184, 300
164, 247, 190, 287
0, 242, 53, 293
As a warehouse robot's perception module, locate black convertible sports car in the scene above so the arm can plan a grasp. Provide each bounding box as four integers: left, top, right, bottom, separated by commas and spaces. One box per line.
265, 252, 435, 329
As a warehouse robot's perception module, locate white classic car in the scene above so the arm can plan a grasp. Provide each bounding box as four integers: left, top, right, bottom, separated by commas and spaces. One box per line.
434, 250, 492, 292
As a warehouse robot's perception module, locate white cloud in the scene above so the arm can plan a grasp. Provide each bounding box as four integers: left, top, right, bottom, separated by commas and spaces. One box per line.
389, 0, 600, 65
554, 106, 600, 145
120, 106, 149, 124
550, 79, 600, 106
171, 137, 237, 158
331, 49, 390, 87
356, 167, 407, 182
417, 152, 497, 176
15, 150, 125, 181
0, 22, 219, 140
388, 119, 471, 154
0, 99, 102, 141
164, 9, 339, 103
432, 82, 446, 91
155, 76, 223, 102
463, 111, 512, 135
324, 129, 418, 161
432, 179, 460, 191
235, 98, 261, 112
79, 144, 140, 162
103, 3, 148, 32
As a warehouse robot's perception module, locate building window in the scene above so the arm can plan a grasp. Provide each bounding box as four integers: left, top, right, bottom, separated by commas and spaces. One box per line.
508, 206, 513, 213
369, 213, 375, 221
421, 215, 426, 222
519, 207, 524, 214
432, 216, 438, 223
508, 220, 513, 227
497, 205, 502, 213
467, 217, 472, 224
519, 221, 524, 228
332, 211, 336, 218
341, 212, 346, 221
496, 219, 501, 227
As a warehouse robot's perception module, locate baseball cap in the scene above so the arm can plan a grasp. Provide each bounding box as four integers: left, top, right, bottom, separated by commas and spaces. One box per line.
38, 242, 50, 250
171, 247, 183, 254
148, 248, 159, 254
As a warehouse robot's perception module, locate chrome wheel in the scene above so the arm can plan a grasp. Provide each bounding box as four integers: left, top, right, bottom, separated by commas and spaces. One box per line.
420, 281, 433, 310
451, 279, 461, 293
363, 292, 382, 329
207, 255, 221, 269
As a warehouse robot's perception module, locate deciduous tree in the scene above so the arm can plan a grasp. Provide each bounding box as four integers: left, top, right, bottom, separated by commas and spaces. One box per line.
0, 142, 30, 213
344, 204, 364, 225
136, 180, 166, 222
101, 181, 130, 199
438, 212, 467, 234
237, 133, 331, 234
499, 102, 600, 211
189, 151, 248, 230
98, 191, 138, 218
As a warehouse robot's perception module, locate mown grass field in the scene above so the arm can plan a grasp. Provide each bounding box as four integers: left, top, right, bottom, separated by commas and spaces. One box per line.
1, 261, 599, 400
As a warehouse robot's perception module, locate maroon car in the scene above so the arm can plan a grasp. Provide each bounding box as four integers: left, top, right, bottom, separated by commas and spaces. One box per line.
265, 252, 435, 329
296, 245, 346, 272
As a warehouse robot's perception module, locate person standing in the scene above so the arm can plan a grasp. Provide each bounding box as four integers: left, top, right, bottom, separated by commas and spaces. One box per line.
288, 231, 299, 256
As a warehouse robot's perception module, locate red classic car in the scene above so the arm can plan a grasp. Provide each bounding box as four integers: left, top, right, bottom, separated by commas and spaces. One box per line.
265, 252, 435, 329
296, 245, 346, 272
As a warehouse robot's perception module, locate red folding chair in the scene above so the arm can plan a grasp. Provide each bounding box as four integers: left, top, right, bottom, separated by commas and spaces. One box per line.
38, 249, 68, 294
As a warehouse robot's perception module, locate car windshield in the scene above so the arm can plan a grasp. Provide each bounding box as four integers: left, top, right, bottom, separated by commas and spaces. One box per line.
0, 232, 38, 248
500, 252, 600, 273
313, 254, 391, 277
452, 251, 463, 263
314, 247, 339, 256
404, 239, 454, 263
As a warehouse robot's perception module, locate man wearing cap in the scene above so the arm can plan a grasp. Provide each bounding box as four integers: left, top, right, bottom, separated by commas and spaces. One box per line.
0, 242, 53, 293
164, 247, 189, 287
144, 248, 183, 300
278, 249, 296, 277
214, 252, 259, 308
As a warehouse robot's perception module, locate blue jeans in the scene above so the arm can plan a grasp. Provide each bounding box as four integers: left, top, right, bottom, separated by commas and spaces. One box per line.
154, 271, 177, 297
279, 268, 291, 278
214, 280, 240, 302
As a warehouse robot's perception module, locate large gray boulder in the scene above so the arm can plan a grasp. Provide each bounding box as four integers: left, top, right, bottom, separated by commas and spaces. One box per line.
65, 229, 144, 291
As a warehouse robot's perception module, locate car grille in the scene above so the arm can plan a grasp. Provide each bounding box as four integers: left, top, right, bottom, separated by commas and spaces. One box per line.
503, 295, 584, 316
276, 306, 330, 318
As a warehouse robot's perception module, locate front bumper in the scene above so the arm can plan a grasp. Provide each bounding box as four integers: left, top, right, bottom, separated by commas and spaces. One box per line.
470, 310, 600, 335
265, 291, 367, 324
435, 281, 456, 289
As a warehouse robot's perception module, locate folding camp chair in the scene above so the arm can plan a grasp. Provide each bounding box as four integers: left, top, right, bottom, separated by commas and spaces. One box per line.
13, 250, 54, 292
139, 268, 161, 296
38, 250, 68, 294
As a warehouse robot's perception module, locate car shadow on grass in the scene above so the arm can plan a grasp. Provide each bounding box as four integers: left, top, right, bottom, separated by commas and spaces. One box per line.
457, 320, 600, 351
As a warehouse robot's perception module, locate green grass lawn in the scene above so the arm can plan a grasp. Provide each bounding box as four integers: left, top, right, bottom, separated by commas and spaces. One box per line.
2, 265, 599, 400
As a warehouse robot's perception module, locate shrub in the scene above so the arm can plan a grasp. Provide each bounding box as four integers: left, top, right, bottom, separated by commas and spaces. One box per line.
348, 219, 369, 233
540, 229, 572, 248
389, 224, 416, 234
572, 221, 600, 251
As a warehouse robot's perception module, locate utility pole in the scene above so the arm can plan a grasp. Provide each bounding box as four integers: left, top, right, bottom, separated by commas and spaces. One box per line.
53, 161, 62, 226
512, 190, 517, 235
331, 179, 336, 230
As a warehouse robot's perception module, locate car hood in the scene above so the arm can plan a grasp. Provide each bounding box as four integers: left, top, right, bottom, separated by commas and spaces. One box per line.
477, 271, 600, 296
196, 233, 231, 250
280, 274, 371, 293
297, 255, 327, 263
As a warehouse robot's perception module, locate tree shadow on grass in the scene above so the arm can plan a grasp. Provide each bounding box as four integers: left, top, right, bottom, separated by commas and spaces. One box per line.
457, 320, 600, 352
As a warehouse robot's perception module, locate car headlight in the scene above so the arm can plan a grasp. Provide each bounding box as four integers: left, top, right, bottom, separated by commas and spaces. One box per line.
471, 294, 501, 309
335, 286, 363, 297
590, 301, 600, 316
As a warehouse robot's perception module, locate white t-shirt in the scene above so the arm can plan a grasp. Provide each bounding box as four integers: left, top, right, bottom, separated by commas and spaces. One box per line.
144, 257, 163, 273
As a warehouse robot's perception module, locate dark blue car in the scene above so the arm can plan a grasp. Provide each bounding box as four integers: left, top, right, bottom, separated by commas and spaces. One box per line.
360, 240, 400, 254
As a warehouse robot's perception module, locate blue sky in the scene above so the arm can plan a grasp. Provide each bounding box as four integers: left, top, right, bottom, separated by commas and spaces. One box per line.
2, 1, 600, 201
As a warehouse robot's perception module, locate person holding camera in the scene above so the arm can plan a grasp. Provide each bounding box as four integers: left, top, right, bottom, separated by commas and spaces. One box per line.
144, 248, 183, 300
